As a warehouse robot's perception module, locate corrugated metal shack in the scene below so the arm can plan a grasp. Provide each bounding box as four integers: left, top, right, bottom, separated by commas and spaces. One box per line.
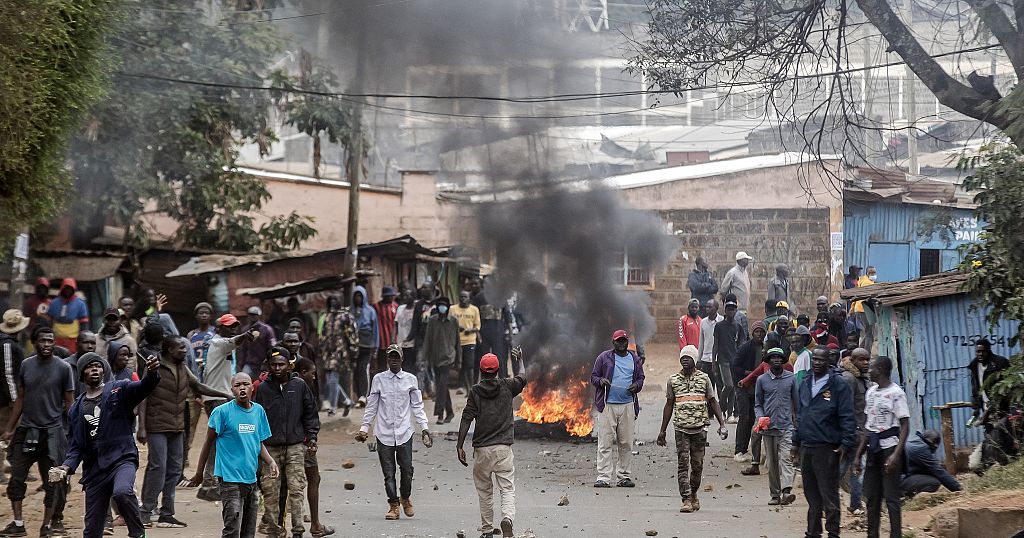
165, 234, 461, 313
844, 168, 980, 282
841, 272, 1021, 450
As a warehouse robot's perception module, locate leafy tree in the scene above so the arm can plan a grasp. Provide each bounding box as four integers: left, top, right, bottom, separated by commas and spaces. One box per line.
631, 0, 1024, 148
959, 147, 1024, 403
269, 50, 362, 180
70, 0, 316, 252
0, 0, 121, 246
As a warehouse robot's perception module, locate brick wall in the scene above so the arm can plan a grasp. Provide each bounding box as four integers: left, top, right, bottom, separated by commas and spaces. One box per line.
649, 208, 832, 342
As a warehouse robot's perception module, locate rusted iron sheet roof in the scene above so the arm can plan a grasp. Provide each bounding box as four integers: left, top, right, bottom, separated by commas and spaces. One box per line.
839, 271, 970, 306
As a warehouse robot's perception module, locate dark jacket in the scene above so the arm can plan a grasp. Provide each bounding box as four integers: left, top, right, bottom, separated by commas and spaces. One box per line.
687, 269, 718, 307
145, 358, 226, 433
64, 369, 160, 485
591, 350, 645, 417
903, 432, 962, 491
254, 376, 320, 446
968, 353, 1010, 411
733, 340, 763, 390
461, 375, 526, 448
0, 332, 24, 407
422, 314, 461, 368
793, 369, 856, 450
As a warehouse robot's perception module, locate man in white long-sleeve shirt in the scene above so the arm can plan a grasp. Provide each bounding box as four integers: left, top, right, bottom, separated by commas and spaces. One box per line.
720, 252, 753, 312
696, 299, 723, 378
355, 344, 433, 521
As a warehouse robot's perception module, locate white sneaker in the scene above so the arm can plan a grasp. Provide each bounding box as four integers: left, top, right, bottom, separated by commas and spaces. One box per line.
733, 452, 751, 463
726, 415, 738, 424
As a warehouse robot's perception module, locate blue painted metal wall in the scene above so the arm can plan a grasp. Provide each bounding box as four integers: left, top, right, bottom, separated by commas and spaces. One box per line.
844, 201, 980, 281
908, 294, 1021, 448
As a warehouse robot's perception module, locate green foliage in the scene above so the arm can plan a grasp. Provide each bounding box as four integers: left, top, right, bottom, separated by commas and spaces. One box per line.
269, 50, 361, 179
966, 457, 1024, 492
0, 0, 121, 246
958, 145, 1024, 402
70, 0, 318, 252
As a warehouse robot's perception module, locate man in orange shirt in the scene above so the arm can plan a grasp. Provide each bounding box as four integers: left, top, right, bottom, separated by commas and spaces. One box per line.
677, 299, 701, 350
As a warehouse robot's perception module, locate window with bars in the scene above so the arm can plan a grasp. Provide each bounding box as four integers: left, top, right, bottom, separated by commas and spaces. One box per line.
611, 247, 652, 287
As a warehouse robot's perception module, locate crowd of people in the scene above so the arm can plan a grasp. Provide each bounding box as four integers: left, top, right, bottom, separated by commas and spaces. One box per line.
0, 261, 1000, 538
615, 252, 965, 537
0, 275, 527, 538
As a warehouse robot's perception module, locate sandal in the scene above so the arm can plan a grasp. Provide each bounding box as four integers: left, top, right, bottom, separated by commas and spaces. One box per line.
311, 524, 336, 537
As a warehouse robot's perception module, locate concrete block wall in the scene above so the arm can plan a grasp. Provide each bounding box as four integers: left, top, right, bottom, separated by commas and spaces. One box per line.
649, 208, 832, 342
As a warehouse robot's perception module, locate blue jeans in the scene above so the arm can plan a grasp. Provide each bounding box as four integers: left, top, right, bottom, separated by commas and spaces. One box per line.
839, 450, 864, 510
141, 432, 184, 518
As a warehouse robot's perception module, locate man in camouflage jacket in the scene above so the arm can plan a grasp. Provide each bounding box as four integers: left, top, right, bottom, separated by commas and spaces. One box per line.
656, 345, 728, 514
318, 295, 358, 412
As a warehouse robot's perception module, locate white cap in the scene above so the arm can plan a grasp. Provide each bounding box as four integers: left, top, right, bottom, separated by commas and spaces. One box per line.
679, 345, 699, 360
247, 306, 262, 316
735, 251, 753, 261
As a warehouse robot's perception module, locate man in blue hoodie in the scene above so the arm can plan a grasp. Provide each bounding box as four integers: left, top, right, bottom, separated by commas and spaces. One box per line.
351, 285, 379, 407
56, 352, 160, 538
792, 347, 856, 538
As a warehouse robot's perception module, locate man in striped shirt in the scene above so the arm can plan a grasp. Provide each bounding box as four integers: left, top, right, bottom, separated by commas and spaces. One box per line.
374, 287, 398, 376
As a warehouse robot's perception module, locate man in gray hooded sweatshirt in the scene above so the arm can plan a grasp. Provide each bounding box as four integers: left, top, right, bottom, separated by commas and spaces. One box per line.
457, 349, 526, 538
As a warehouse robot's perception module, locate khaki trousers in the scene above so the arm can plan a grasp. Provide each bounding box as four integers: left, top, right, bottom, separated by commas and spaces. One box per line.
473, 444, 516, 532
596, 403, 634, 483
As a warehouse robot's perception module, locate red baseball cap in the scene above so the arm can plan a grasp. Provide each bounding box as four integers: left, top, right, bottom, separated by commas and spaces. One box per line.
612, 329, 629, 341
480, 353, 500, 373
217, 313, 240, 327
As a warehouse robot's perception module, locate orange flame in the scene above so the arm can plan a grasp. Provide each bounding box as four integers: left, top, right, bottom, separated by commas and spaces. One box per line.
517, 376, 593, 437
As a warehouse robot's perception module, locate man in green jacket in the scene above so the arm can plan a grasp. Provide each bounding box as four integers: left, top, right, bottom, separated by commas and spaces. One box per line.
422, 297, 461, 425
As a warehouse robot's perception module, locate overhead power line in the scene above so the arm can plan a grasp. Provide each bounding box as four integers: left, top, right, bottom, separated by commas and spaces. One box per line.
115, 42, 1002, 105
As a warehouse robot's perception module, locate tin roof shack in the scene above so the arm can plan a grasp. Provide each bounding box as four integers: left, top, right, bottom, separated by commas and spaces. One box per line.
29, 249, 129, 327
844, 168, 980, 282
165, 235, 457, 314
841, 272, 1021, 453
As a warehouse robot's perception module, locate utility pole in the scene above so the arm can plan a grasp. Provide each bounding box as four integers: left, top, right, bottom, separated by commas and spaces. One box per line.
903, 0, 920, 175
342, 13, 368, 302
343, 114, 363, 294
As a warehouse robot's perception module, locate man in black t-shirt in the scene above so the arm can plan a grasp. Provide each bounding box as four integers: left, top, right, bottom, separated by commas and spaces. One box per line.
0, 327, 75, 537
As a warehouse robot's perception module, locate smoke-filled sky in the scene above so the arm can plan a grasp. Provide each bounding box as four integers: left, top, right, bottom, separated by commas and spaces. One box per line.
477, 179, 676, 388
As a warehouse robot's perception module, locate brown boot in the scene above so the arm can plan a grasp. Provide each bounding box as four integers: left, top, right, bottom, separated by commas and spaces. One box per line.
679, 498, 694, 513
400, 498, 414, 517
385, 501, 401, 520
691, 495, 701, 511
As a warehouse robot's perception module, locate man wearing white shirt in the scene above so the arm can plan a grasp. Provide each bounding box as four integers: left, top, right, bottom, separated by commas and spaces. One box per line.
355, 344, 433, 521
854, 356, 909, 538
696, 299, 723, 377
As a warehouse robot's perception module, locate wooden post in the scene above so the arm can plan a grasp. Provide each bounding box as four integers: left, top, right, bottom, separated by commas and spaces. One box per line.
932, 401, 973, 474
937, 406, 957, 474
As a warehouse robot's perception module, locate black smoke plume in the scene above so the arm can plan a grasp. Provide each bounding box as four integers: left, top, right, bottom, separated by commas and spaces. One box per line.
478, 179, 675, 395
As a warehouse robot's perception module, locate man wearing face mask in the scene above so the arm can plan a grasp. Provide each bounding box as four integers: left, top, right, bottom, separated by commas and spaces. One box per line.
422, 297, 461, 425
851, 266, 878, 348
591, 330, 645, 488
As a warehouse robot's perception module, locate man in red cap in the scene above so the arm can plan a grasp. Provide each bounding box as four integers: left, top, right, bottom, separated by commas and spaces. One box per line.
457, 349, 526, 538
196, 314, 257, 502
590, 330, 645, 488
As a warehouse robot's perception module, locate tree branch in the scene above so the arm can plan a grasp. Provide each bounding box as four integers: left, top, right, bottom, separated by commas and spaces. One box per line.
965, 0, 1024, 79
855, 0, 1007, 129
